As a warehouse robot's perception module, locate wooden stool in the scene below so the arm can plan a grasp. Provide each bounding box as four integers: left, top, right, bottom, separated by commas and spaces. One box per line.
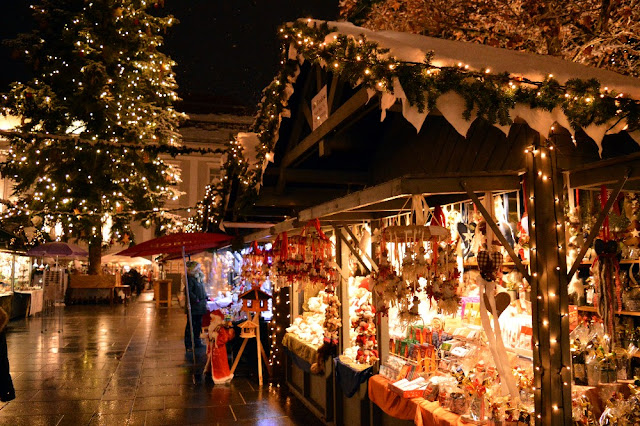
153, 279, 172, 308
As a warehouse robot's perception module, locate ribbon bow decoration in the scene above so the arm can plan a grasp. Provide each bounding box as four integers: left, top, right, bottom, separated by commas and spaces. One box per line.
476, 250, 503, 281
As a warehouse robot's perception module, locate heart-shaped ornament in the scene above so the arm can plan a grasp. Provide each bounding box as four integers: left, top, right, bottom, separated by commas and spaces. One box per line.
483, 291, 511, 317
490, 251, 503, 270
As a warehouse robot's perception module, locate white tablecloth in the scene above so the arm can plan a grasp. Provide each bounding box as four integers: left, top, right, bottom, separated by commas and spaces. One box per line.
16, 289, 44, 315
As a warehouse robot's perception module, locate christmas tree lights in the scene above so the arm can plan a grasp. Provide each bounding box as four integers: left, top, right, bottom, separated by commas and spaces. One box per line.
0, 0, 185, 273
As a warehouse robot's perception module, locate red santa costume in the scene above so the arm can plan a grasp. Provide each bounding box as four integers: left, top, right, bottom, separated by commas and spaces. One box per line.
204, 310, 234, 384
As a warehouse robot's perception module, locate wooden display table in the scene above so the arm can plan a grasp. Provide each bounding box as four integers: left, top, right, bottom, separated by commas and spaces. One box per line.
153, 279, 172, 308
15, 289, 44, 316
68, 274, 116, 304
368, 375, 464, 426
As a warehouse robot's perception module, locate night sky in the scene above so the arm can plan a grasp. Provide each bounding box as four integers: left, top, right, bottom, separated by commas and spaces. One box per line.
0, 0, 338, 110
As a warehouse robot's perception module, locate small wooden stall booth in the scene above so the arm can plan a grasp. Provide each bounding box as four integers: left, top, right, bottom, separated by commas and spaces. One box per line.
219, 19, 640, 426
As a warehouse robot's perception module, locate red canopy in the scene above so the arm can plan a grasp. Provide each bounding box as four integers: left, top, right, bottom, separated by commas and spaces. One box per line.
116, 232, 233, 257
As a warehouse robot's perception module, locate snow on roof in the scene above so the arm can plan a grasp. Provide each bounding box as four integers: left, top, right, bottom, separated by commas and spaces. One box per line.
298, 20, 640, 149
321, 20, 640, 100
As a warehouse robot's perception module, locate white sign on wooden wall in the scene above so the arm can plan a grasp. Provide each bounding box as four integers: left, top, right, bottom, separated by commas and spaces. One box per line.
311, 85, 328, 130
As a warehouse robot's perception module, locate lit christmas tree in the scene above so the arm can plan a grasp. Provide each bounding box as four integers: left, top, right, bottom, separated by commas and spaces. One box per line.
339, 0, 640, 77
0, 0, 185, 274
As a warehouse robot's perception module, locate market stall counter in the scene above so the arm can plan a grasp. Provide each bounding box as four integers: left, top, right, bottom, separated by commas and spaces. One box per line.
283, 332, 334, 423
13, 289, 44, 317
333, 356, 373, 426
368, 374, 469, 426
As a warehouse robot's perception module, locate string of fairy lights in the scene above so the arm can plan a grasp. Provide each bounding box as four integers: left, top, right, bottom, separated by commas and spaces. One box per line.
196, 19, 640, 228
522, 137, 574, 421
0, 1, 191, 246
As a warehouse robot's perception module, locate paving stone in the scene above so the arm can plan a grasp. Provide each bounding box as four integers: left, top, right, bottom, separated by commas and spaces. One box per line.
3, 291, 322, 425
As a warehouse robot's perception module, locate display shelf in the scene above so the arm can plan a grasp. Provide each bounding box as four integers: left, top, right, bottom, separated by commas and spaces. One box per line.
577, 259, 640, 266
463, 261, 529, 268
505, 345, 534, 360
577, 306, 640, 317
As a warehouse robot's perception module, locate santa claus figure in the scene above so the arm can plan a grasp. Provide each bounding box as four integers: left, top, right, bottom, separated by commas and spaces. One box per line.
203, 310, 235, 384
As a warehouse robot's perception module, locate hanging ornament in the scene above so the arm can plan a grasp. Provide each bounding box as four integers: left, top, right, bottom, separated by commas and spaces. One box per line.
240, 241, 271, 288
272, 219, 338, 290
374, 196, 459, 319
591, 239, 622, 340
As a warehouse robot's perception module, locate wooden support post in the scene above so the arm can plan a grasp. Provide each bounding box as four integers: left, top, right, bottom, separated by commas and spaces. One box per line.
526, 141, 571, 425
566, 172, 629, 280
334, 226, 350, 355
254, 311, 263, 386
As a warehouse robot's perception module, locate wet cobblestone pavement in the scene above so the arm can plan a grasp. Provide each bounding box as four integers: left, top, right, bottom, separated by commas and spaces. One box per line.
0, 292, 323, 425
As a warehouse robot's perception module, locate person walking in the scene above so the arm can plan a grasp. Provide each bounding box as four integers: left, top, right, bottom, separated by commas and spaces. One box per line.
0, 307, 15, 402
185, 261, 208, 352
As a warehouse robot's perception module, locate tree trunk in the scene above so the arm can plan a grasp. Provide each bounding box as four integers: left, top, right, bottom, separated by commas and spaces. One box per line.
88, 234, 103, 275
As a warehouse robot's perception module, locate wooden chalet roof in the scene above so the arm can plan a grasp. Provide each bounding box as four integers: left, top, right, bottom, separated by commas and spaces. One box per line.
227, 20, 640, 231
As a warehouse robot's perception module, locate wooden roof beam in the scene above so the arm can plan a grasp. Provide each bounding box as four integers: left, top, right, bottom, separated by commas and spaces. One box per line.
280, 87, 372, 169
568, 152, 640, 189
242, 218, 299, 243
298, 173, 522, 221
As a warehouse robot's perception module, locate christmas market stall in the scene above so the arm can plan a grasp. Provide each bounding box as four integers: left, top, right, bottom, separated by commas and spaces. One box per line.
214, 19, 640, 426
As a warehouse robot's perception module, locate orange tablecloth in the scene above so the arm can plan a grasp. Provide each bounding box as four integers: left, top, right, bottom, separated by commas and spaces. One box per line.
368, 374, 419, 421
414, 399, 465, 426
368, 375, 463, 426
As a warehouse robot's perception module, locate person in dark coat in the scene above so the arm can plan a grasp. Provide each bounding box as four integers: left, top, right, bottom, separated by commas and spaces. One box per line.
122, 268, 144, 296
185, 261, 208, 351
0, 307, 15, 402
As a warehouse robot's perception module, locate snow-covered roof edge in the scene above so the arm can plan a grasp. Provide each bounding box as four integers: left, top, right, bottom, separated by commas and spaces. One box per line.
301, 19, 640, 148
321, 20, 640, 100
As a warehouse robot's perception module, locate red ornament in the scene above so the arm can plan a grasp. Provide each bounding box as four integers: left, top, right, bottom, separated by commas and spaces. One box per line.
134, 18, 140, 25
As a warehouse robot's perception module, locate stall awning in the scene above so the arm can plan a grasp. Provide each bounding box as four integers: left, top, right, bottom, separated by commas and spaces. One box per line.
243, 172, 521, 243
